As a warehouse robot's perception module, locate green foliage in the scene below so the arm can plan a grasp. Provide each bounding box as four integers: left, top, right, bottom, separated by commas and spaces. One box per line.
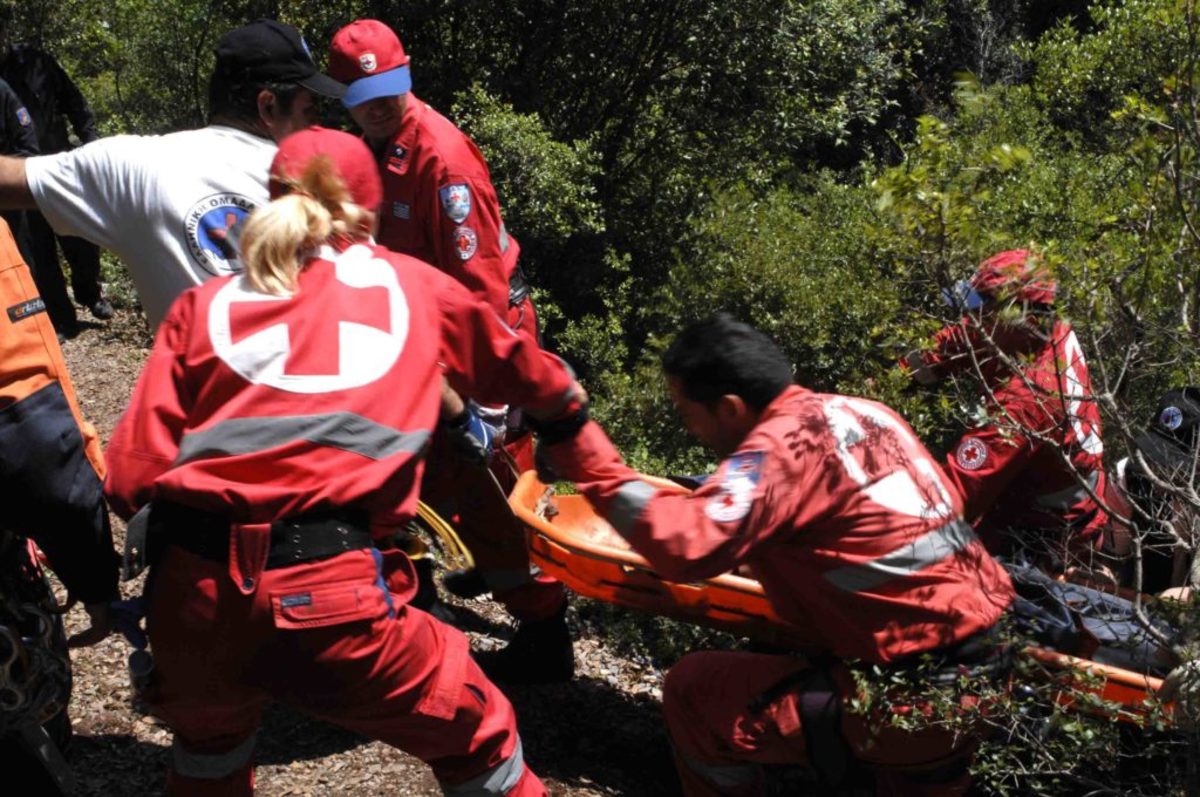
451, 84, 603, 246
12, 1, 1200, 790
675, 180, 898, 392
1027, 0, 1188, 137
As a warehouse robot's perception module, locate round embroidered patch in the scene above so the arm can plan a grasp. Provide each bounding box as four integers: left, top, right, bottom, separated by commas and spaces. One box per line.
704, 489, 752, 523
454, 226, 478, 260
1160, 405, 1184, 431
184, 192, 258, 276
955, 437, 989, 471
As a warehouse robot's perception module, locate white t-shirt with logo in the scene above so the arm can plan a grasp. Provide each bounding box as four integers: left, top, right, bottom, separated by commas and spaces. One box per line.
25, 125, 275, 328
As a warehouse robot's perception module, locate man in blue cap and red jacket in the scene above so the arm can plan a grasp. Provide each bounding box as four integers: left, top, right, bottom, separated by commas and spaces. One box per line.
328, 19, 571, 684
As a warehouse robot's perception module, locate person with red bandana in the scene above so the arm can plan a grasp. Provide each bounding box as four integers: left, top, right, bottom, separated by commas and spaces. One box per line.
103, 127, 581, 796
905, 250, 1108, 562
539, 314, 1016, 796
327, 19, 570, 683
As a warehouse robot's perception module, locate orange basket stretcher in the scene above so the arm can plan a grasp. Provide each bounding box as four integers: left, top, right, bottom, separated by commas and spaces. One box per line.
508, 471, 1170, 725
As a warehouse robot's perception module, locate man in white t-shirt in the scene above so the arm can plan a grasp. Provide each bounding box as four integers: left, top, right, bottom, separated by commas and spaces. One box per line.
0, 20, 343, 328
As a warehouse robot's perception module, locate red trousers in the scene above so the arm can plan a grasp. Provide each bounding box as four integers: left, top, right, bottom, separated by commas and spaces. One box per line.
663, 651, 974, 797
145, 545, 546, 796
421, 430, 565, 622
421, 293, 564, 622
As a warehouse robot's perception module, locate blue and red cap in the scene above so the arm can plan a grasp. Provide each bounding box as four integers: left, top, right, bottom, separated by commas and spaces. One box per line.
943, 249, 1058, 311
329, 20, 412, 108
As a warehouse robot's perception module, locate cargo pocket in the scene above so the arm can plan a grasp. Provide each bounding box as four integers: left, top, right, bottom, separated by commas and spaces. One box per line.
270, 579, 389, 631
414, 627, 471, 721
374, 547, 418, 606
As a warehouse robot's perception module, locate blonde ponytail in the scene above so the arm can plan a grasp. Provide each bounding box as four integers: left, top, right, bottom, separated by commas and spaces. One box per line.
242, 154, 378, 296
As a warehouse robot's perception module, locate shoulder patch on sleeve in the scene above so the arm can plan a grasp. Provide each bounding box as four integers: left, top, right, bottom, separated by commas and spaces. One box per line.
453, 226, 478, 260
16, 107, 31, 127
704, 450, 765, 523
955, 436, 989, 471
439, 183, 471, 223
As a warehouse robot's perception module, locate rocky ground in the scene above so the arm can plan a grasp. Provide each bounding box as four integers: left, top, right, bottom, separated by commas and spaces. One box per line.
55, 309, 686, 796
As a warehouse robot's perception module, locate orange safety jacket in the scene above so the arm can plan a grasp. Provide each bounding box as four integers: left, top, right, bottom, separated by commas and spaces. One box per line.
0, 217, 116, 603
0, 218, 103, 477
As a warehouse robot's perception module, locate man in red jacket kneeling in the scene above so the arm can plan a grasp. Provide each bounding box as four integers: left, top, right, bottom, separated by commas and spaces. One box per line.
540, 314, 1016, 796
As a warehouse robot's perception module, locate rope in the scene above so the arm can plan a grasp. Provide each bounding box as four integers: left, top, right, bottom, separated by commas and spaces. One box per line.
415, 501, 475, 571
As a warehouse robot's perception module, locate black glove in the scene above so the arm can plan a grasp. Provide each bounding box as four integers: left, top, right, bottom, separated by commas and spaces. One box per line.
526, 404, 589, 446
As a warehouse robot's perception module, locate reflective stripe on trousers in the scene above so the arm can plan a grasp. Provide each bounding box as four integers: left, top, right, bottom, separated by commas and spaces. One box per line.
680, 753, 760, 789
823, 519, 979, 592
172, 733, 256, 780
442, 737, 526, 796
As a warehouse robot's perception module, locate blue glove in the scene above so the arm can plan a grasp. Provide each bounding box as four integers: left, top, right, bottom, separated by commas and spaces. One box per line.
446, 403, 496, 466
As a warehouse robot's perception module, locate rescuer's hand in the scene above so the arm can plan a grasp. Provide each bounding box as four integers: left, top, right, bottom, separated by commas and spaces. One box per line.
445, 403, 496, 466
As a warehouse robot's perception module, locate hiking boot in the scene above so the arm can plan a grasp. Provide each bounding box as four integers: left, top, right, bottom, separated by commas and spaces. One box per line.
88, 298, 114, 320
52, 317, 79, 344
474, 602, 574, 684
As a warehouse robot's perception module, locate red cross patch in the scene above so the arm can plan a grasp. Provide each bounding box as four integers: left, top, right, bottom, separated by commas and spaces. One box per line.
955, 437, 989, 471
208, 246, 409, 394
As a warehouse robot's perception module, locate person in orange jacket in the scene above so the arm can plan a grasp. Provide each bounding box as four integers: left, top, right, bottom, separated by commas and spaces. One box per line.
327, 19, 569, 683
905, 250, 1108, 563
540, 314, 1016, 796
0, 215, 118, 791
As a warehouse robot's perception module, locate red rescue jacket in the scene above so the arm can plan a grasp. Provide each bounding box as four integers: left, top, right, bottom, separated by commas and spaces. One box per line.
923, 317, 1107, 550
374, 97, 518, 320
545, 385, 1015, 664
104, 239, 574, 536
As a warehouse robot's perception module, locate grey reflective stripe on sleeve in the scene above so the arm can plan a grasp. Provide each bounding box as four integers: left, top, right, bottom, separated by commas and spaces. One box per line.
678, 752, 761, 789
176, 413, 430, 465
609, 480, 659, 538
823, 519, 979, 593
442, 737, 525, 796
1035, 470, 1101, 510
172, 733, 256, 779
499, 223, 510, 254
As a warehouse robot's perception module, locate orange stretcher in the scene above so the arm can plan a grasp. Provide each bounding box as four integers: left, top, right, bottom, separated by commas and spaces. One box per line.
509, 471, 1171, 725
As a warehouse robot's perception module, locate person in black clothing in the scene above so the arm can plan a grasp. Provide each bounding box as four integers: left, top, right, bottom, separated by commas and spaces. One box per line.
0, 7, 110, 338
0, 72, 37, 277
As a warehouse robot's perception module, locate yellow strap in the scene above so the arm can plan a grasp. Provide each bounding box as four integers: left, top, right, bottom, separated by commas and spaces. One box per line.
415, 501, 476, 571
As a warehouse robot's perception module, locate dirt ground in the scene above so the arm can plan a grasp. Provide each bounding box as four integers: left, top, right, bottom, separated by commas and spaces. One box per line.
56, 310, 685, 796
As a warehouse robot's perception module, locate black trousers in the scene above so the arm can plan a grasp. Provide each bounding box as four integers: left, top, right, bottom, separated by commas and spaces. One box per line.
24, 209, 101, 330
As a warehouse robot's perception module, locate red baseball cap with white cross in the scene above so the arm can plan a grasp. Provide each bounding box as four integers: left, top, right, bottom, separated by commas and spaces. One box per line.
329, 20, 412, 109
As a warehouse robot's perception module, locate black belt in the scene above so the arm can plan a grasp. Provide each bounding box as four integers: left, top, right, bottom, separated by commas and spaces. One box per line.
890, 617, 1014, 686
152, 501, 372, 570
508, 266, 530, 306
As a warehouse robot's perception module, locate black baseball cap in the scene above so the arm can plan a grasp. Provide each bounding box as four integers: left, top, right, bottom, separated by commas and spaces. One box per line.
214, 20, 345, 99
1135, 386, 1200, 470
